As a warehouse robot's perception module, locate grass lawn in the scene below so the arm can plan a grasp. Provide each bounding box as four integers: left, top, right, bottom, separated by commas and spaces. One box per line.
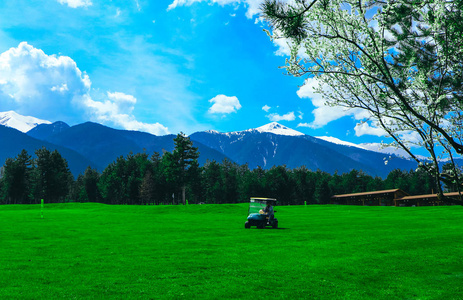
1, 203, 462, 299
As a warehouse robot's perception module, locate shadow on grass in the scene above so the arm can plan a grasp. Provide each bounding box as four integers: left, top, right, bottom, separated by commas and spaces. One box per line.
261, 227, 290, 230
244, 227, 290, 230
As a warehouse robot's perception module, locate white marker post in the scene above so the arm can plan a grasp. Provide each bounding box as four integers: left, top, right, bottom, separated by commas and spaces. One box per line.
41, 199, 44, 219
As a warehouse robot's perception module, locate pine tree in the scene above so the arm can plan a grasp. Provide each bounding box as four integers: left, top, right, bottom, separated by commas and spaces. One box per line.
1, 150, 33, 204
140, 170, 156, 205
34, 147, 73, 203
172, 133, 200, 205
83, 166, 101, 202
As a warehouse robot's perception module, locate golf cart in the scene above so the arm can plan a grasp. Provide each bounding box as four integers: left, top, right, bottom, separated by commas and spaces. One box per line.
244, 198, 278, 229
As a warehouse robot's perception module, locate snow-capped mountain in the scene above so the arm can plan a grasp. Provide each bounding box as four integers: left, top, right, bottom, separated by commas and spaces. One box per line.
190, 123, 419, 176
0, 113, 420, 177
359, 143, 412, 158
316, 136, 422, 159
315, 136, 367, 150
255, 122, 305, 136
0, 111, 51, 133
205, 122, 305, 137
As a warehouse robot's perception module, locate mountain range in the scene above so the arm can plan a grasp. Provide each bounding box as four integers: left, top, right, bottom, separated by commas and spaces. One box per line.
1, 111, 420, 177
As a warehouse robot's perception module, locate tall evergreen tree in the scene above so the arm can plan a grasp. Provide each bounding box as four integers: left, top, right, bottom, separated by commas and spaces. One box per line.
172, 133, 200, 205
202, 160, 223, 204
69, 174, 87, 202
314, 172, 332, 204
98, 160, 124, 204
1, 150, 33, 204
140, 169, 156, 205
220, 159, 240, 203
265, 165, 293, 205
292, 166, 316, 205
83, 166, 101, 202
34, 148, 73, 203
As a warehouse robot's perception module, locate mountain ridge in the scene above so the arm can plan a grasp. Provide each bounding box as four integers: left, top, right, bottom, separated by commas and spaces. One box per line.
0, 111, 422, 177
27, 121, 230, 170
0, 125, 101, 176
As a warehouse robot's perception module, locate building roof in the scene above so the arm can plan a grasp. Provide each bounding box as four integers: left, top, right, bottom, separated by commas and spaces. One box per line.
331, 189, 408, 198
396, 192, 463, 201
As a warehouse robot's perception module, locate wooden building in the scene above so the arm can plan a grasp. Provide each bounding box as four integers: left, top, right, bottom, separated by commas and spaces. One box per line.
331, 189, 462, 206
331, 189, 409, 206
395, 192, 462, 206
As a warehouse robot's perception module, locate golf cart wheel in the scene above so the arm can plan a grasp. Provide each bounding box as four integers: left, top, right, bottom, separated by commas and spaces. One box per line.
245, 221, 251, 229
272, 221, 278, 229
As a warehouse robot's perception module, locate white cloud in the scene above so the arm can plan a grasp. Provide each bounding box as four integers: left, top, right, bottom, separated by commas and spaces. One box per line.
397, 130, 421, 144
0, 42, 91, 122
297, 123, 311, 128
262, 104, 271, 112
107, 92, 136, 112
297, 77, 369, 128
267, 111, 296, 122
0, 42, 169, 135
167, 0, 262, 19
208, 94, 241, 114
84, 92, 169, 135
354, 122, 386, 137
57, 0, 93, 8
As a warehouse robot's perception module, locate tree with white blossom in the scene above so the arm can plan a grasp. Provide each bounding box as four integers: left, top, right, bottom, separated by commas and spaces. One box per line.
262, 0, 463, 203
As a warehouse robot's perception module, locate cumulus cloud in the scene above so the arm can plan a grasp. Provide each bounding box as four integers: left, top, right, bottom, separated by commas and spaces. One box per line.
208, 94, 241, 114
0, 42, 91, 122
297, 77, 369, 128
84, 92, 169, 135
397, 130, 421, 144
262, 104, 271, 112
267, 111, 296, 122
354, 122, 386, 137
57, 0, 93, 8
0, 42, 169, 135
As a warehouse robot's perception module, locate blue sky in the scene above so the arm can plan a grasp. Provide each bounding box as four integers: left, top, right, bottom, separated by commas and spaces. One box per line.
0, 0, 387, 146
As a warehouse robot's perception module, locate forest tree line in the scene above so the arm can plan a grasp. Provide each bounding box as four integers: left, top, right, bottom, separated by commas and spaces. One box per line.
0, 134, 440, 205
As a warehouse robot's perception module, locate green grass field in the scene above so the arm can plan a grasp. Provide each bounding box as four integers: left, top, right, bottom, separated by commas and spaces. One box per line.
1, 203, 462, 299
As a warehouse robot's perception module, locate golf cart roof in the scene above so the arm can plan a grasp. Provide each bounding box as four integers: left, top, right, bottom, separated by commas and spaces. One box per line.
250, 197, 277, 202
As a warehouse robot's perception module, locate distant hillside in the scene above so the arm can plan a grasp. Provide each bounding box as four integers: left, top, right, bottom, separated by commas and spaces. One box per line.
37, 122, 230, 169
1, 110, 427, 178
27, 121, 70, 140
302, 135, 418, 175
190, 130, 418, 178
0, 125, 101, 176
